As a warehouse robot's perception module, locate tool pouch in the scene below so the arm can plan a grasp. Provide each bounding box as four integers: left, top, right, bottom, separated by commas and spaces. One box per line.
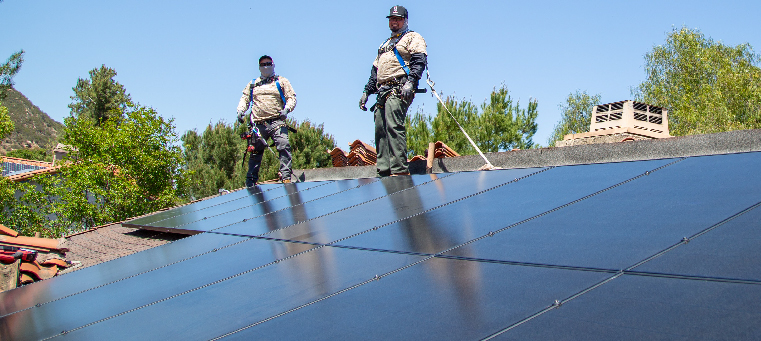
241, 129, 267, 154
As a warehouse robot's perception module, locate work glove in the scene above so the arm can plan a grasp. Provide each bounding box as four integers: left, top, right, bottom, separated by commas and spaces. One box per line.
280, 108, 289, 120
401, 81, 414, 102
359, 92, 369, 111
237, 112, 246, 124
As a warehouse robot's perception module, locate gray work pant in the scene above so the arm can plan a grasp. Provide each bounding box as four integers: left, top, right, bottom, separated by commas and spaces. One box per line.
374, 94, 409, 176
246, 118, 292, 186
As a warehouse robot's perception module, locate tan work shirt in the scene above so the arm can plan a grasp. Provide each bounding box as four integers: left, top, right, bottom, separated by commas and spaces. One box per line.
373, 31, 427, 86
237, 76, 297, 122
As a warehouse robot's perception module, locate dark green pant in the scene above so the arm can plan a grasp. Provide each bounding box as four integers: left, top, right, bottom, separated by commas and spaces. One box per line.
374, 94, 409, 176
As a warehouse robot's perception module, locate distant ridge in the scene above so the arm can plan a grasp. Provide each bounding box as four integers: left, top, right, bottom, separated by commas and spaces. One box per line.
1, 87, 64, 155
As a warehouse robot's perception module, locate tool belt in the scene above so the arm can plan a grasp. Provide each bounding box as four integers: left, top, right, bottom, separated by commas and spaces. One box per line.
371, 76, 407, 111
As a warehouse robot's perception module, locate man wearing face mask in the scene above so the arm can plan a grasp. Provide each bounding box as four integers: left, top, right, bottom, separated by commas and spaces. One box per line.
237, 55, 297, 186
359, 5, 427, 177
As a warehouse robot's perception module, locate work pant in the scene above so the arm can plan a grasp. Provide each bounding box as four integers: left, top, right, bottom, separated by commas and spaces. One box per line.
246, 118, 292, 187
374, 93, 409, 176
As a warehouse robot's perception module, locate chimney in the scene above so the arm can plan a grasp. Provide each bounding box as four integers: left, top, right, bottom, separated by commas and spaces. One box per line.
591, 100, 669, 137
556, 100, 671, 147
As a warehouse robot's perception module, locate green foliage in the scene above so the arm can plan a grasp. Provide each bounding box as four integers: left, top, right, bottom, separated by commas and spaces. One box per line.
5, 147, 52, 162
180, 122, 244, 200
0, 177, 65, 238
289, 119, 336, 170
180, 118, 336, 200
68, 65, 131, 125
0, 101, 13, 140
547, 90, 602, 146
0, 50, 24, 141
1, 102, 186, 237
406, 85, 538, 156
61, 102, 184, 202
0, 50, 23, 100
633, 27, 761, 136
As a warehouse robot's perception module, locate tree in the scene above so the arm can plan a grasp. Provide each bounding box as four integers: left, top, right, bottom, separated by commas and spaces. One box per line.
180, 122, 242, 200
0, 101, 12, 140
406, 85, 538, 156
289, 119, 336, 170
0, 50, 23, 140
5, 147, 51, 162
547, 90, 601, 146
180, 118, 336, 200
633, 27, 761, 136
0, 50, 23, 100
68, 65, 131, 125
1, 101, 186, 237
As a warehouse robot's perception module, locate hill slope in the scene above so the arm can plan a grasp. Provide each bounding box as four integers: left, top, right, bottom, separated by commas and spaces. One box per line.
0, 88, 64, 155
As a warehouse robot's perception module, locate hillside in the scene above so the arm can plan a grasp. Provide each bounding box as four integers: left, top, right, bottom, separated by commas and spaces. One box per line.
0, 87, 64, 155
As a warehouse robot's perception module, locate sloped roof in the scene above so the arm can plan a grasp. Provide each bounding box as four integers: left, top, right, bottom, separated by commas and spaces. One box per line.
1, 156, 54, 178
1, 129, 761, 339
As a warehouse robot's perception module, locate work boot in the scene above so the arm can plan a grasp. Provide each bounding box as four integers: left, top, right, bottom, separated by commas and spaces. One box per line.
282, 179, 291, 184
390, 172, 410, 176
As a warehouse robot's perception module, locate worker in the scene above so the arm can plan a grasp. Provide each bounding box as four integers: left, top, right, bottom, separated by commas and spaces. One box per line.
237, 55, 297, 186
359, 5, 428, 177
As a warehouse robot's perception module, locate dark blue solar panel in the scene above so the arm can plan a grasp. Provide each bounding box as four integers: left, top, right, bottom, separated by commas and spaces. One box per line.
335, 158, 676, 254
634, 203, 761, 281
0, 233, 243, 317
502, 274, 761, 340
2, 150, 759, 340
127, 182, 326, 227
222, 257, 610, 340
0, 234, 266, 340
30, 242, 426, 341
219, 168, 546, 241
128, 181, 336, 230
162, 177, 390, 233
443, 152, 761, 270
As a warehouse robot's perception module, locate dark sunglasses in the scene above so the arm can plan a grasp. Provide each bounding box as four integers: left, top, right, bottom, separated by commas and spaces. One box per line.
259, 62, 273, 66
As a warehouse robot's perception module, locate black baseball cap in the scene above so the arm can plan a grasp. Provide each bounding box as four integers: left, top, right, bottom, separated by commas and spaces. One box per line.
386, 5, 408, 18
258, 55, 273, 63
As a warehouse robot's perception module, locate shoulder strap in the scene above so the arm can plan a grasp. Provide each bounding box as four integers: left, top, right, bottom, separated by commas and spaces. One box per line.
393, 47, 410, 75
275, 77, 286, 109
391, 31, 414, 75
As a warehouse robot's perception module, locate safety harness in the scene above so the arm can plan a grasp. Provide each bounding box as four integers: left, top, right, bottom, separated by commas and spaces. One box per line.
249, 76, 286, 109
378, 30, 412, 75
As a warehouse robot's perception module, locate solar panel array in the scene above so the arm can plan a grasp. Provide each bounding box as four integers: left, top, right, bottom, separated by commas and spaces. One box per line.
2, 152, 760, 340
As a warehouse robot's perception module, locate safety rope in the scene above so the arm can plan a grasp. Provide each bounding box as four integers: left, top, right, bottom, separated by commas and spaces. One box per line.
426, 70, 497, 170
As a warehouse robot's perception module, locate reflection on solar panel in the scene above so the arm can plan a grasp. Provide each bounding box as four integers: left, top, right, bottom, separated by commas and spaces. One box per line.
2, 152, 760, 340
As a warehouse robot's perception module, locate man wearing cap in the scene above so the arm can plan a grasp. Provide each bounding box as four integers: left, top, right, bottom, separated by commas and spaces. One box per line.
359, 5, 427, 177
237, 55, 297, 186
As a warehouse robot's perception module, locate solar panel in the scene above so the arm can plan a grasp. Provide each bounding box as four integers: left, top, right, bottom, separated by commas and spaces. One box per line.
1, 150, 759, 340
501, 274, 761, 339
222, 256, 612, 340
443, 152, 761, 270
0, 233, 245, 317
633, 202, 761, 281
22, 241, 426, 340
335, 158, 678, 254
220, 167, 546, 240
126, 181, 333, 229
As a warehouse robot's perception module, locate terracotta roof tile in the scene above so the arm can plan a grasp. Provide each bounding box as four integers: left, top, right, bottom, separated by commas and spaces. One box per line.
0, 224, 19, 237
0, 234, 66, 252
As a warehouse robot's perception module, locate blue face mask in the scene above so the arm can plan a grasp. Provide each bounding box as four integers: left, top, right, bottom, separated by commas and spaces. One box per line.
259, 65, 275, 78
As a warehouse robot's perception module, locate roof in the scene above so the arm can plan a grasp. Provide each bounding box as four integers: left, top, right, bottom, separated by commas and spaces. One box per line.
1, 156, 54, 178
1, 129, 761, 339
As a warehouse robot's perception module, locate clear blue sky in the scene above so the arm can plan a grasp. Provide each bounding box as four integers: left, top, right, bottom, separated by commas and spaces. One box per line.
4, 0, 761, 149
